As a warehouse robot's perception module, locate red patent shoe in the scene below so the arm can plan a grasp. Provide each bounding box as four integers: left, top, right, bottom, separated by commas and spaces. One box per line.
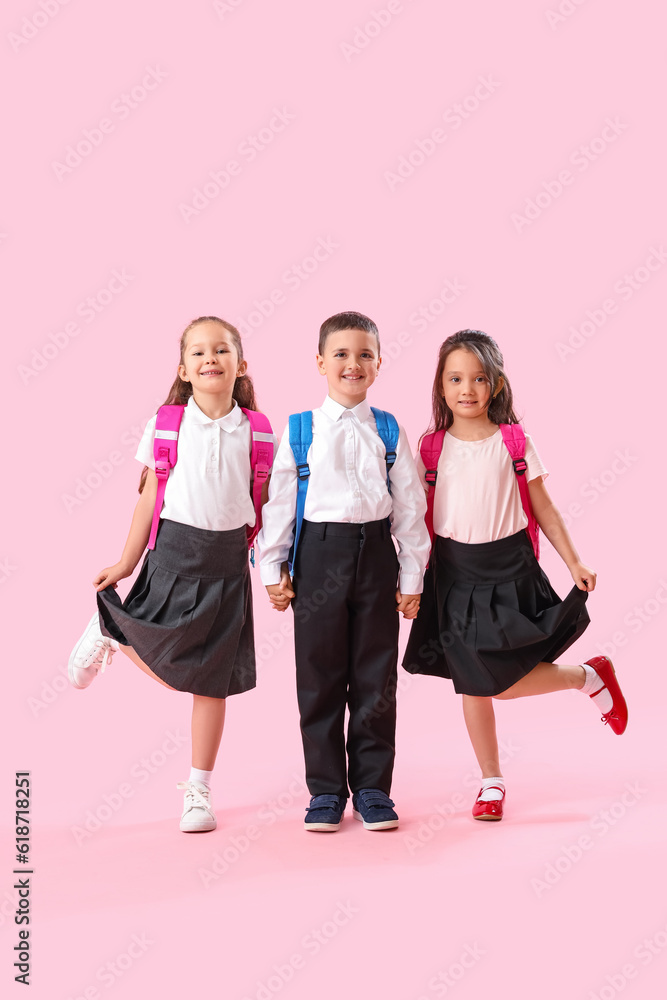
584, 656, 628, 735
472, 785, 505, 821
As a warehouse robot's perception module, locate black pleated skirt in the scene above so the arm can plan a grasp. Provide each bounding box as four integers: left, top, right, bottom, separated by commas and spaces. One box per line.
97, 519, 255, 698
402, 530, 590, 696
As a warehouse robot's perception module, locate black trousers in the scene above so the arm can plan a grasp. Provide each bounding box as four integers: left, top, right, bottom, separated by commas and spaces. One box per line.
292, 519, 400, 797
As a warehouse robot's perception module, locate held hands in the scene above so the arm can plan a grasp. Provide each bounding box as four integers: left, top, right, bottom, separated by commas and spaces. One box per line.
93, 562, 132, 592
266, 563, 295, 612
396, 590, 421, 619
570, 561, 597, 592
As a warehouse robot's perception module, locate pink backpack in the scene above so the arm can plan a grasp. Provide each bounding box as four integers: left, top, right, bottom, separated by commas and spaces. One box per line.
420, 423, 540, 559
148, 404, 274, 562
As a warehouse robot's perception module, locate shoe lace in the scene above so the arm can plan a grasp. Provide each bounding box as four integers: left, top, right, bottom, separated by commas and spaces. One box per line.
177, 781, 214, 816
84, 640, 116, 674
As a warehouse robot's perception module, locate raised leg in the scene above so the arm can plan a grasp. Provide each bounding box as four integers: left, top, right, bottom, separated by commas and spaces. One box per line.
493, 661, 585, 700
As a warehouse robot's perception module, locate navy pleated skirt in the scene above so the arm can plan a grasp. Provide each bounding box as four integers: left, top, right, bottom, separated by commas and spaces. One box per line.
97, 519, 255, 698
403, 530, 590, 696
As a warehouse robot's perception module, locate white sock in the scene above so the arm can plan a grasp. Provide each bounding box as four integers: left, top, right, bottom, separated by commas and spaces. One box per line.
580, 664, 613, 713
189, 767, 213, 790
478, 777, 505, 802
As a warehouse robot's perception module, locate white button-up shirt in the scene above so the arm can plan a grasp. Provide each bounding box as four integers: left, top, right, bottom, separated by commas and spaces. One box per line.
258, 396, 430, 593
136, 396, 266, 532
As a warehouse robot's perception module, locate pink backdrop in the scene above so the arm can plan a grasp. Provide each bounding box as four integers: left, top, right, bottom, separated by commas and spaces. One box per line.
2, 1, 664, 997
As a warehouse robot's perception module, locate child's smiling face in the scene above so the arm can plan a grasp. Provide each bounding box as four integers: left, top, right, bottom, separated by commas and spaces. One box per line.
441, 347, 492, 420
178, 320, 245, 399
316, 328, 381, 407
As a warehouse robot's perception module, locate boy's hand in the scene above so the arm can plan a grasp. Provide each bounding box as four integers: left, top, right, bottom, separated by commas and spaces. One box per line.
266, 564, 295, 611
396, 590, 421, 619
570, 562, 597, 592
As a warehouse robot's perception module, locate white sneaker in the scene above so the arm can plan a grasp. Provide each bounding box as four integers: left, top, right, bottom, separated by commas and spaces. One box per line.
177, 781, 217, 833
68, 612, 120, 689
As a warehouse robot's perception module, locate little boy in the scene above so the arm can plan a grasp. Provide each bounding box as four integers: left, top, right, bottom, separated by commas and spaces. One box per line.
258, 311, 429, 831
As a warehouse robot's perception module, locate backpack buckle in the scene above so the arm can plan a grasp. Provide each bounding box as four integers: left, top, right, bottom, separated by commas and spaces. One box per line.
512, 458, 527, 476
155, 460, 171, 479
253, 466, 270, 483
424, 469, 438, 485
296, 463, 310, 481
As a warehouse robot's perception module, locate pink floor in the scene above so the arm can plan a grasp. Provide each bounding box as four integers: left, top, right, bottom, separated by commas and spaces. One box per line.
3, 616, 663, 999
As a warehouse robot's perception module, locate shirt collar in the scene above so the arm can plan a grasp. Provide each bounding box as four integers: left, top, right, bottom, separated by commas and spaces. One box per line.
321, 395, 372, 424
187, 395, 243, 432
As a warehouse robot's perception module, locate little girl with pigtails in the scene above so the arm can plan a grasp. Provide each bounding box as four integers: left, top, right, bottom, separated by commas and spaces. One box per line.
68, 316, 274, 833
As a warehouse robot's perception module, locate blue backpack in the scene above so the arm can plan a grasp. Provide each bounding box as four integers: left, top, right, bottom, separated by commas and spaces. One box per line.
288, 407, 399, 573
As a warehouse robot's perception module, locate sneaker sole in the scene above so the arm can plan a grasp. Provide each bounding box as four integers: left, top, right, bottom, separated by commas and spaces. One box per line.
304, 820, 342, 831
352, 809, 398, 830
180, 818, 217, 833
68, 612, 103, 689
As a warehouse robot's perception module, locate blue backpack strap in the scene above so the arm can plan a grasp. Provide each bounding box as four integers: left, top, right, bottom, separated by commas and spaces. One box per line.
288, 411, 313, 573
370, 407, 399, 490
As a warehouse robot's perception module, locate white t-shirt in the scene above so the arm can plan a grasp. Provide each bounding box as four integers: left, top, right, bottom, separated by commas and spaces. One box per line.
415, 428, 547, 544
136, 397, 268, 532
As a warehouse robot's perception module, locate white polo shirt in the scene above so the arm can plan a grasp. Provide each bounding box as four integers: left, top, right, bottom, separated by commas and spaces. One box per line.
257, 396, 430, 593
136, 397, 266, 532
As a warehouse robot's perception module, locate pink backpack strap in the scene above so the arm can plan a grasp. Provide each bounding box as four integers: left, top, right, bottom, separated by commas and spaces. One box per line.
420, 429, 445, 549
499, 423, 540, 560
147, 405, 185, 550
242, 408, 274, 558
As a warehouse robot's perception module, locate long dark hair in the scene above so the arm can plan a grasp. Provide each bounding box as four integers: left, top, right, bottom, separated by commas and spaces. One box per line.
430, 329, 518, 432
139, 316, 257, 492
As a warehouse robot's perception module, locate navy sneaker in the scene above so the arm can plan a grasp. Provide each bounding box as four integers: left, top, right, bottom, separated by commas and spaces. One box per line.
304, 794, 347, 832
352, 788, 399, 830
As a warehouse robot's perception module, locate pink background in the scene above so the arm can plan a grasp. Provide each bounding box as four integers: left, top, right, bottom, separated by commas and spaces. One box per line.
2, 1, 665, 997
